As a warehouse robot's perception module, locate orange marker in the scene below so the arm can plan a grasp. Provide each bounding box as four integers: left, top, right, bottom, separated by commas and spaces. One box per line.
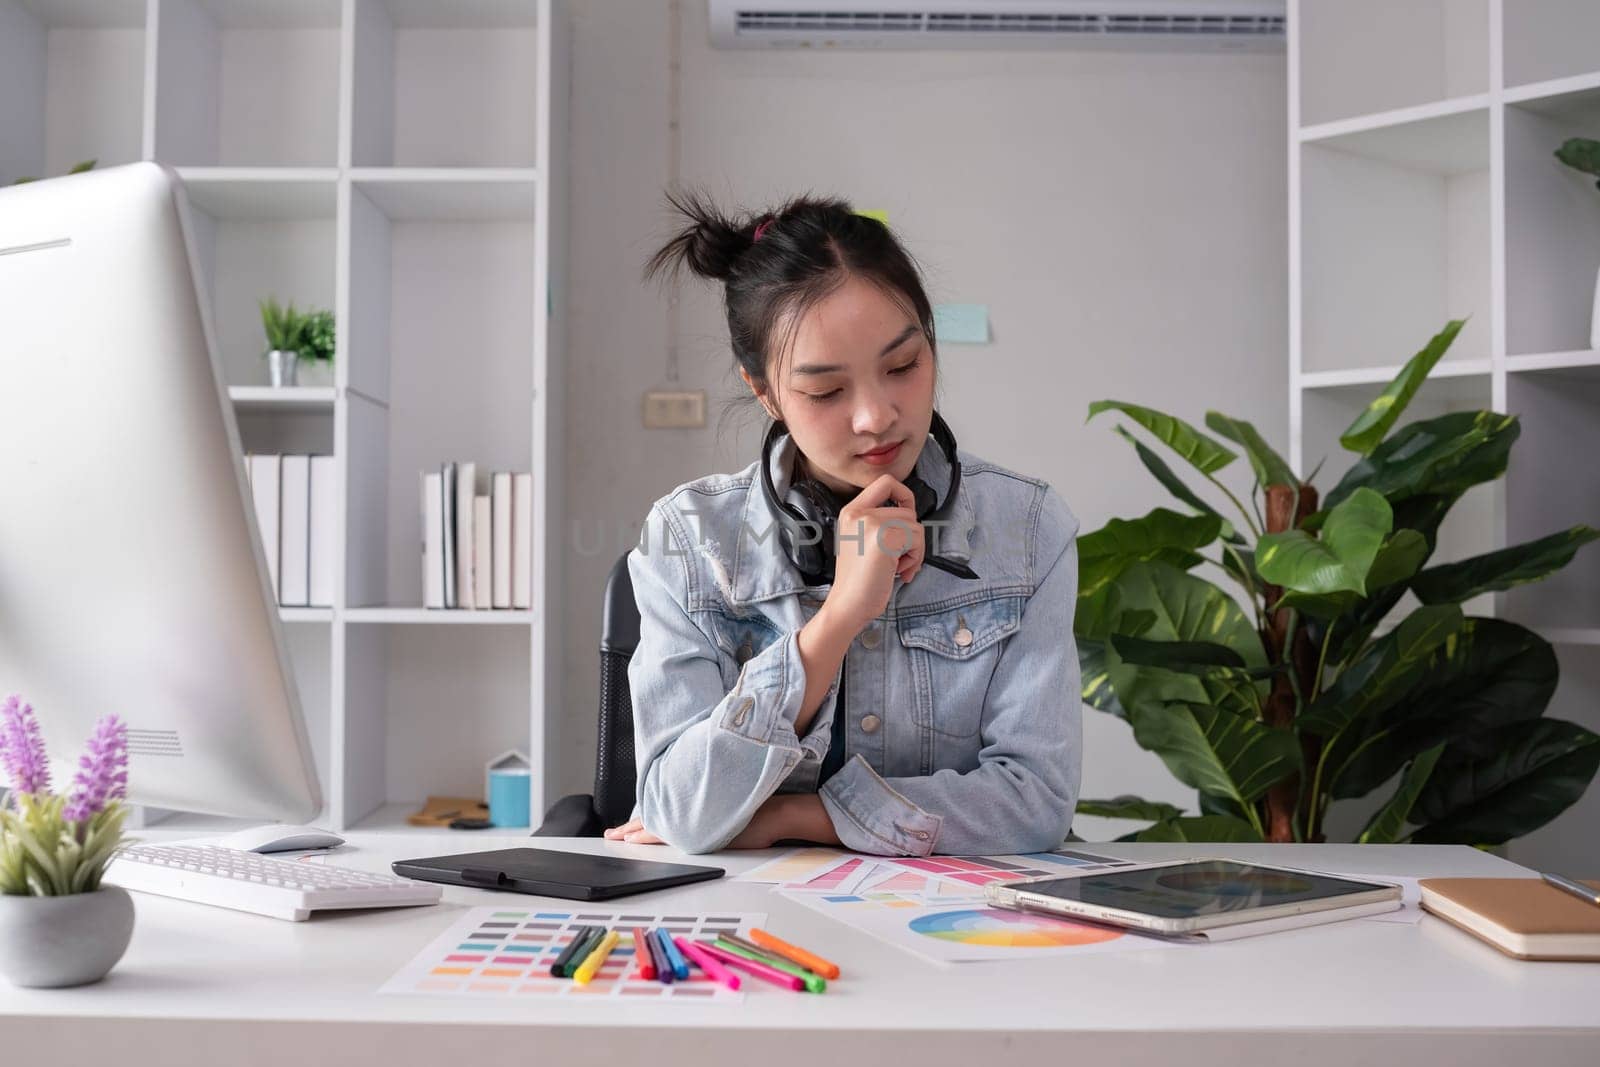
749, 927, 840, 980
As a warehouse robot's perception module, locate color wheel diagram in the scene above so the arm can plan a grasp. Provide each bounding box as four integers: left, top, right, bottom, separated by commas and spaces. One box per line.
909, 908, 1123, 948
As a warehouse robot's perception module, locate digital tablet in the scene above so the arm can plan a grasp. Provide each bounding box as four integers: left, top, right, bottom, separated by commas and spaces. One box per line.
392, 847, 724, 901
984, 858, 1401, 935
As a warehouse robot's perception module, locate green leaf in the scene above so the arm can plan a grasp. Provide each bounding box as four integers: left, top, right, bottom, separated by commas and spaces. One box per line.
1128, 701, 1301, 807
1205, 412, 1297, 488
1088, 400, 1237, 476
1298, 604, 1464, 739
1275, 529, 1429, 619
1078, 509, 1221, 597
1555, 137, 1600, 187
1339, 320, 1468, 454
1077, 638, 1126, 716
1357, 744, 1445, 844
1322, 411, 1519, 514
1110, 634, 1245, 671
1111, 426, 1242, 544
1135, 815, 1263, 843
1322, 495, 1458, 662
1410, 719, 1600, 845
1076, 795, 1185, 822
66, 159, 97, 175
1330, 619, 1559, 799
1411, 525, 1600, 605
1257, 488, 1393, 596
1108, 561, 1267, 671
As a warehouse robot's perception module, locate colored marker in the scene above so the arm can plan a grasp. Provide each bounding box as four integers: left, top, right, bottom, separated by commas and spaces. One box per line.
573, 929, 620, 986
655, 927, 690, 980
674, 936, 741, 991
549, 924, 599, 978
632, 927, 656, 980
750, 927, 841, 979
645, 927, 673, 984
714, 937, 826, 993
698, 940, 804, 991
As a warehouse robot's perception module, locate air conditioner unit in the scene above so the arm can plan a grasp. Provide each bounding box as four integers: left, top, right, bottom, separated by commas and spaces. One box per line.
708, 0, 1285, 51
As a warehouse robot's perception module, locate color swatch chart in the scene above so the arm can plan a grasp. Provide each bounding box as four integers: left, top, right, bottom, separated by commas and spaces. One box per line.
881, 849, 1132, 887
380, 906, 766, 1002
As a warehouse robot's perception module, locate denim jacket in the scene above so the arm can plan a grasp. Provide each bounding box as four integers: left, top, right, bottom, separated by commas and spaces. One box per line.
627, 432, 1082, 856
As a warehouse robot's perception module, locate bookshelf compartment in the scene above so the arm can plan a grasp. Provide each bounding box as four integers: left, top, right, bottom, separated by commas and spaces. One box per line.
345, 182, 535, 613
183, 174, 338, 389
339, 623, 532, 831
1296, 0, 1487, 128
1503, 0, 1600, 89
1502, 367, 1600, 632
1504, 85, 1600, 358
1300, 109, 1490, 374
350, 0, 540, 169
151, 0, 342, 168
0, 0, 146, 185
1300, 374, 1498, 618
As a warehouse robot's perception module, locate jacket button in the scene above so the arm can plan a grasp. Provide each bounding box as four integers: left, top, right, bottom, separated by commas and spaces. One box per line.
954, 626, 973, 648
860, 714, 881, 734
858, 626, 881, 649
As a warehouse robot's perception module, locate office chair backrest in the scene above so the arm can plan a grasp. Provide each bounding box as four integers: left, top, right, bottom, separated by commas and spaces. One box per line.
593, 551, 640, 828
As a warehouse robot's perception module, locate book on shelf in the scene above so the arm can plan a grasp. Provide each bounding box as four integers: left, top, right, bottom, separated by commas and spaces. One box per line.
421, 471, 444, 610
421, 463, 532, 611
245, 453, 334, 609
456, 461, 477, 610
492, 471, 513, 609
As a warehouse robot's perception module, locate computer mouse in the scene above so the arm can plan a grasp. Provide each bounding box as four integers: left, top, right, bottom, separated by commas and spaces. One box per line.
216, 824, 346, 853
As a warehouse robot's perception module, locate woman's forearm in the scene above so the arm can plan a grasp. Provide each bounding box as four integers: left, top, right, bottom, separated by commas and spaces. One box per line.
794, 605, 857, 736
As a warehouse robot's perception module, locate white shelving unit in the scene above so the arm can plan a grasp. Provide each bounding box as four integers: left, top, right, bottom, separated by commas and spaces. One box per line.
1290, 1, 1600, 866
0, 0, 570, 833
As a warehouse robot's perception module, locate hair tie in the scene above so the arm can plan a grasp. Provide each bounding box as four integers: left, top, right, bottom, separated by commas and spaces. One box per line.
752, 217, 774, 243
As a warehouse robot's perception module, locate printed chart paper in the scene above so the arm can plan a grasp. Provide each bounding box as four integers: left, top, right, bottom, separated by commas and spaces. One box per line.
380, 905, 766, 1001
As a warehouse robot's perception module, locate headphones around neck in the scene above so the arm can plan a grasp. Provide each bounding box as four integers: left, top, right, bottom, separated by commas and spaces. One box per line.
760, 409, 979, 586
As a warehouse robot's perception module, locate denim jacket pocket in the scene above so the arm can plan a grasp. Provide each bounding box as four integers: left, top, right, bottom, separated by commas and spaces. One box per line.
706, 609, 784, 690
896, 596, 1024, 741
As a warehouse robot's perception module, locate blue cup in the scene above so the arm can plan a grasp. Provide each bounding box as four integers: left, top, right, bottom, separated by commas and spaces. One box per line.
488, 768, 531, 828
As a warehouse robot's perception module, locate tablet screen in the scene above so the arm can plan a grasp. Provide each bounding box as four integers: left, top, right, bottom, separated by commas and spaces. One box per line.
1019, 860, 1390, 918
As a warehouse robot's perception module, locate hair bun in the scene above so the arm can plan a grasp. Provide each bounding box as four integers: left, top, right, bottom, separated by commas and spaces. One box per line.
643, 189, 758, 285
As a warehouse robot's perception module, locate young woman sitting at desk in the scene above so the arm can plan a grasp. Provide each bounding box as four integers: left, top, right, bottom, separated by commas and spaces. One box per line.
603, 191, 1081, 856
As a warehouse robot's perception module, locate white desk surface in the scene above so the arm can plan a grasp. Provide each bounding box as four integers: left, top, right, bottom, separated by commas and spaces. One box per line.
2, 832, 1597, 1066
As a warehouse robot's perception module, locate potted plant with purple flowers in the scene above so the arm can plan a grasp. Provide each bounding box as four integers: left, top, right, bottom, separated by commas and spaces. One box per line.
0, 695, 136, 988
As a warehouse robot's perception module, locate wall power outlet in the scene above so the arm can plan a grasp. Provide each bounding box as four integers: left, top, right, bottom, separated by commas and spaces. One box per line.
643, 389, 707, 429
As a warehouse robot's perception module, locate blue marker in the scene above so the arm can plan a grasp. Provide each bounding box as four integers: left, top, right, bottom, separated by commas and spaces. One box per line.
655, 927, 690, 980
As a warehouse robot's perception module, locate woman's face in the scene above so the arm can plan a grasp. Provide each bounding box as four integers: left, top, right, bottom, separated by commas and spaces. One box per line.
745, 274, 935, 497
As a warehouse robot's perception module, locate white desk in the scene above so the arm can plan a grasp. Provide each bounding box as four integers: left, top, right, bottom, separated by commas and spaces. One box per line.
2, 833, 1596, 1065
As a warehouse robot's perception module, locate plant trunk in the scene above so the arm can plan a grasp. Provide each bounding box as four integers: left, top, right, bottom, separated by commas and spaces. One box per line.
1259, 483, 1322, 843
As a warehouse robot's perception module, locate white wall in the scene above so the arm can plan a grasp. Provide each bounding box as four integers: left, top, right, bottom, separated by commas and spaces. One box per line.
559, 2, 1289, 836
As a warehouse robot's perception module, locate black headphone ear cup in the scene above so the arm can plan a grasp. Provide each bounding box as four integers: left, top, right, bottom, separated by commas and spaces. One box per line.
786, 491, 833, 582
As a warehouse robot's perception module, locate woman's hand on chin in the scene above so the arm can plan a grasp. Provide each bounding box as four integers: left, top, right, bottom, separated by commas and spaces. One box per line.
603, 818, 665, 845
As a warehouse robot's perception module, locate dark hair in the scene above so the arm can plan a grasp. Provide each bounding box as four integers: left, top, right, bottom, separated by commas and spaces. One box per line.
643, 189, 938, 427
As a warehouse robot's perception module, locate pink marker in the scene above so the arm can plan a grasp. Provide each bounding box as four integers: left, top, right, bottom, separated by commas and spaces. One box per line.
674, 936, 741, 991
697, 940, 804, 992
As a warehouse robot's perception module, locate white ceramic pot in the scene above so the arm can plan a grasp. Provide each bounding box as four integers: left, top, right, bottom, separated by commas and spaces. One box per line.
0, 886, 135, 988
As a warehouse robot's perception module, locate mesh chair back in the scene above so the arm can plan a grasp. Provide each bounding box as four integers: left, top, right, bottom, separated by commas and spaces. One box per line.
592, 552, 641, 828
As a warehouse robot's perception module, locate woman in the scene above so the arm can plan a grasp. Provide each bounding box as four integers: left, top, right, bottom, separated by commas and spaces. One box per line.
603, 191, 1081, 856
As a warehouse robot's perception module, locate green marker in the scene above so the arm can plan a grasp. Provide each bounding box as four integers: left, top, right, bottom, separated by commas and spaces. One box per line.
713, 936, 826, 993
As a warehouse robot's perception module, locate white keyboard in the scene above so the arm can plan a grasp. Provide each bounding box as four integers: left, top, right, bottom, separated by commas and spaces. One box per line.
106, 844, 442, 921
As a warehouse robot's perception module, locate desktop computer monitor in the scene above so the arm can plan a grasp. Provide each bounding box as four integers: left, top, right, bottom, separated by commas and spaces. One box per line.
0, 162, 322, 823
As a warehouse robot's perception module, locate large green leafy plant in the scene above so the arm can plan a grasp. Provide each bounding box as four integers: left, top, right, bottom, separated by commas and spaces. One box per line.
1076, 320, 1600, 845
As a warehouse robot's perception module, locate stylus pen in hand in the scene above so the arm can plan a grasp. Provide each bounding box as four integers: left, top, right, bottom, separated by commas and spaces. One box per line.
1542, 871, 1600, 908
920, 555, 979, 580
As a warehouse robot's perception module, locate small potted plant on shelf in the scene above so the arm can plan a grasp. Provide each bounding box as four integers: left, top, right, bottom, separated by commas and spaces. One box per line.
259, 296, 309, 388
0, 696, 135, 988
299, 307, 336, 388
1554, 137, 1600, 350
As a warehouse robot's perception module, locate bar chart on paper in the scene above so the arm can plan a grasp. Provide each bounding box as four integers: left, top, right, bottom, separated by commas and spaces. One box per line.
380, 906, 765, 1001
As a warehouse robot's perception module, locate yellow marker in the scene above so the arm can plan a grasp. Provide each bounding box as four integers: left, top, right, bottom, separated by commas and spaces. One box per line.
572, 929, 620, 986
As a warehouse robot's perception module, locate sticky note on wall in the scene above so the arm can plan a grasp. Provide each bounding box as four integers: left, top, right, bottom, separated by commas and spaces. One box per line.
933, 303, 990, 344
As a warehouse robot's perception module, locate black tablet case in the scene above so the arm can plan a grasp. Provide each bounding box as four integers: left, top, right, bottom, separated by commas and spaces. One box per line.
391, 847, 724, 901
